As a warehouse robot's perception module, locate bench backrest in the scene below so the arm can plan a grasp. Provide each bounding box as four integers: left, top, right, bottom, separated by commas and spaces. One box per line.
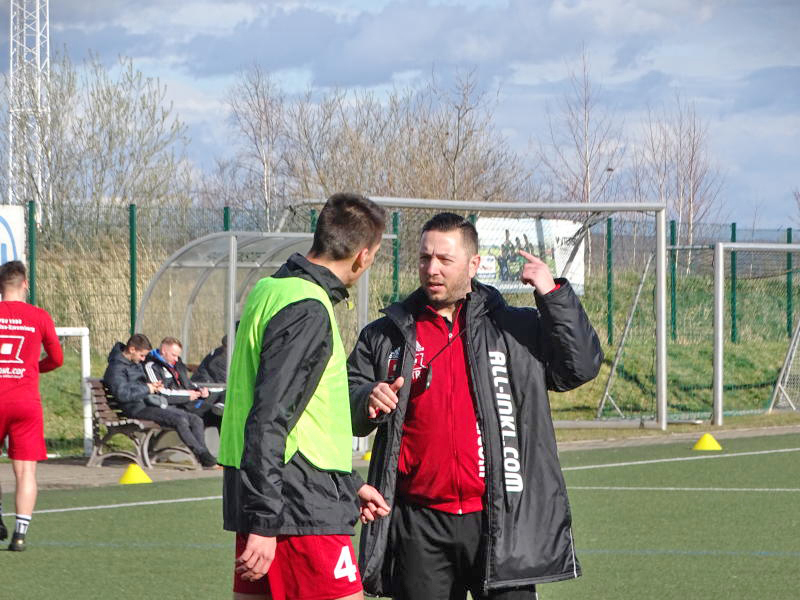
87, 378, 128, 425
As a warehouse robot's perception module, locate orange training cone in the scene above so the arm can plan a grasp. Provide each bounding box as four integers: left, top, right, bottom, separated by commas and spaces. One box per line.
692, 433, 722, 451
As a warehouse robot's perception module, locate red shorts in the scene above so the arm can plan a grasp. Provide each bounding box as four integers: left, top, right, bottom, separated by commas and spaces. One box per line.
0, 401, 47, 461
234, 533, 362, 600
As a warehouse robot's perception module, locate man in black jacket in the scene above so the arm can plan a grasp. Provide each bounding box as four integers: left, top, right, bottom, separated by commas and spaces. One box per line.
192, 335, 227, 385
348, 213, 603, 599
104, 334, 217, 468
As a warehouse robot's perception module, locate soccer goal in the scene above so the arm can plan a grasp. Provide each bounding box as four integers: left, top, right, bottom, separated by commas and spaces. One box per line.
285, 197, 670, 430
769, 317, 800, 412
712, 242, 800, 425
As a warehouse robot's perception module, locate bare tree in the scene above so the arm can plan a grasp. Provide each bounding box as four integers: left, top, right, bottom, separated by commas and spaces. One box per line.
635, 94, 723, 272
227, 66, 287, 230
219, 67, 531, 216
539, 51, 625, 205
538, 51, 626, 274
793, 188, 800, 226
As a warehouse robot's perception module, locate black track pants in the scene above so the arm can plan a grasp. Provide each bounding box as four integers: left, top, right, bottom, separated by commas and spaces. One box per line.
134, 406, 209, 457
390, 501, 537, 600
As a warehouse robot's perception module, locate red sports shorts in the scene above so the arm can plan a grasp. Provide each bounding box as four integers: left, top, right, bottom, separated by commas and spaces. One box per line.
233, 532, 362, 599
0, 401, 47, 461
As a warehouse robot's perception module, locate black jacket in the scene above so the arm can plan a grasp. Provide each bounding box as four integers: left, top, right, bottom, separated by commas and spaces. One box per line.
348, 280, 603, 595
103, 343, 151, 417
144, 350, 198, 405
192, 345, 226, 384
222, 254, 363, 537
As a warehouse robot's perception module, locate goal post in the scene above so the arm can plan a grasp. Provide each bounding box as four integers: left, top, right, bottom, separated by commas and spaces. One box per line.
54, 326, 92, 455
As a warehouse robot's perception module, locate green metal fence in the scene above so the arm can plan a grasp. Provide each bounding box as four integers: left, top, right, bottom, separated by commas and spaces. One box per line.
18, 202, 800, 455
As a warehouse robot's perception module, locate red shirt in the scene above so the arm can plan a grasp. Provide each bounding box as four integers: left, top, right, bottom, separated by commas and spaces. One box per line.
396, 302, 486, 514
0, 300, 62, 403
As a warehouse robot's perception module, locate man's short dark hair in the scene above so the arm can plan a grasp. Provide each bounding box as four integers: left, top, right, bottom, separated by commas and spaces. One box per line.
309, 193, 386, 260
0, 260, 27, 294
421, 213, 479, 256
126, 333, 152, 351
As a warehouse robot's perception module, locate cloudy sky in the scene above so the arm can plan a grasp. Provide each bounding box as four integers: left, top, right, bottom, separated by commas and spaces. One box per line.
13, 1, 800, 226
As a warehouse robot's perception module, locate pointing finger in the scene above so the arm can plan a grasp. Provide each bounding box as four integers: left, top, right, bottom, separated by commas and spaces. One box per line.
517, 249, 541, 263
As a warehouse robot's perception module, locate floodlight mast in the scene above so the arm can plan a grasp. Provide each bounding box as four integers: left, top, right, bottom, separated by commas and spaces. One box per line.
8, 0, 50, 224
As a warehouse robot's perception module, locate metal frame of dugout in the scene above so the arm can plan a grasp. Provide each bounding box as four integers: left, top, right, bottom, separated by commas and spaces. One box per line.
135, 230, 395, 384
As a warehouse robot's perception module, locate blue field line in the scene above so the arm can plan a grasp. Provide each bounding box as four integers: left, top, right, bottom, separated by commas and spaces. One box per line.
562, 447, 800, 472
579, 548, 800, 559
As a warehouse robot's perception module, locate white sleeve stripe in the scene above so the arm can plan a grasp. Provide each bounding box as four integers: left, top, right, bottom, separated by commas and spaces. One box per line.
144, 362, 159, 383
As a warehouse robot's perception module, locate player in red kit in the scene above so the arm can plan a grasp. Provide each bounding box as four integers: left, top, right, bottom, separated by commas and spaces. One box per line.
0, 260, 63, 551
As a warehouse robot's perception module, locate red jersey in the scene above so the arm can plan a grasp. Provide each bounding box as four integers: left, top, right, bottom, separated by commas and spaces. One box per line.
0, 300, 62, 403
396, 302, 486, 515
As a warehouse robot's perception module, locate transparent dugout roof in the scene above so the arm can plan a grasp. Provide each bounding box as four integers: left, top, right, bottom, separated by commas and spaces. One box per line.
135, 232, 315, 370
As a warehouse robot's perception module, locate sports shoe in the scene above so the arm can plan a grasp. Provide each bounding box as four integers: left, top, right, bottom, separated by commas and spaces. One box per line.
0, 517, 7, 541
8, 532, 26, 552
198, 451, 218, 468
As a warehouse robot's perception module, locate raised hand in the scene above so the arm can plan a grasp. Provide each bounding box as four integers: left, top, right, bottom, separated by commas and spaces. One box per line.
368, 377, 404, 418
517, 249, 556, 293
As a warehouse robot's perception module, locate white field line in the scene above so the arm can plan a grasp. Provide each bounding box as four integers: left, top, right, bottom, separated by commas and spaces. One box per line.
562, 447, 800, 472
8, 495, 222, 517
570, 486, 800, 492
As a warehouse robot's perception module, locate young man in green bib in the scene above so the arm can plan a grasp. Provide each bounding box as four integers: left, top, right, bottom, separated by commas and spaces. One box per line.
219, 193, 390, 600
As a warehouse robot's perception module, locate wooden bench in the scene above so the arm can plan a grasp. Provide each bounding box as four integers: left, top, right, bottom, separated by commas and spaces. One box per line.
86, 378, 200, 470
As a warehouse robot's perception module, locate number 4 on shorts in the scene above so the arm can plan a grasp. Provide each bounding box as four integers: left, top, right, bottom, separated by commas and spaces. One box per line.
334, 545, 357, 582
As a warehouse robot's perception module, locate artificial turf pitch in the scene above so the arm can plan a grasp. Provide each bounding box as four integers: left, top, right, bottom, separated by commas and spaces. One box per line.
2, 433, 798, 599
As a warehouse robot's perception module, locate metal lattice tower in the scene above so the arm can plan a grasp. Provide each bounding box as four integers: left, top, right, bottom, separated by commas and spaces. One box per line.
7, 0, 49, 220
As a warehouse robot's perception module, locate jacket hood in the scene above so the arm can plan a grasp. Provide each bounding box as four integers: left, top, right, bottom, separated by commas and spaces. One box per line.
148, 348, 177, 368
275, 253, 349, 305
107, 341, 132, 365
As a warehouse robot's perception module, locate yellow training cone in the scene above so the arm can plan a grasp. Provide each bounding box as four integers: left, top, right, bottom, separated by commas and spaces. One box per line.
362, 451, 372, 462
693, 433, 722, 451
119, 463, 153, 484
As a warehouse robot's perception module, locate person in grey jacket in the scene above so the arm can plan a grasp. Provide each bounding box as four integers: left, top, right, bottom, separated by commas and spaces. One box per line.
348, 213, 603, 598
103, 334, 217, 468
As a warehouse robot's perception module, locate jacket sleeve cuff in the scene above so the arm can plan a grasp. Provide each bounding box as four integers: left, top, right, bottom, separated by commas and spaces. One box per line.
351, 470, 365, 490
245, 513, 284, 537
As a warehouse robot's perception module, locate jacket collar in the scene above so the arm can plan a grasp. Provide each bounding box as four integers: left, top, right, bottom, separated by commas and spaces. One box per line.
382, 279, 505, 331
149, 348, 176, 368
277, 253, 349, 306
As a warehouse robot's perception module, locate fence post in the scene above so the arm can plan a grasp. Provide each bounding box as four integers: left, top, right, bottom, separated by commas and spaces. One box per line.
606, 217, 613, 345
730, 222, 737, 343
129, 204, 137, 335
26, 200, 37, 305
392, 212, 400, 302
310, 209, 318, 232
670, 220, 676, 341
788, 228, 794, 338
223, 206, 231, 231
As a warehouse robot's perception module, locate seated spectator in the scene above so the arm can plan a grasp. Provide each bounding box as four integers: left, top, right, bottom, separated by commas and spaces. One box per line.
145, 337, 222, 426
191, 335, 227, 384
103, 334, 217, 468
